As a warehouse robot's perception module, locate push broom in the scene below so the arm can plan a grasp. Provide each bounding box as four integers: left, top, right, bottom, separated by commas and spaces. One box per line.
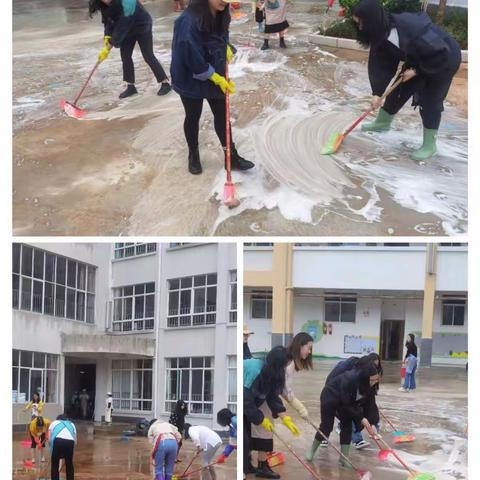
223, 59, 241, 209
379, 409, 415, 444
272, 429, 323, 480
60, 59, 102, 119
321, 76, 403, 155
177, 458, 221, 478
305, 419, 373, 480
180, 449, 200, 477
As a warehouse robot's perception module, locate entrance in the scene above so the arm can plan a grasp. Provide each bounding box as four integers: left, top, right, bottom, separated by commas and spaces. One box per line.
380, 320, 405, 361
64, 363, 96, 420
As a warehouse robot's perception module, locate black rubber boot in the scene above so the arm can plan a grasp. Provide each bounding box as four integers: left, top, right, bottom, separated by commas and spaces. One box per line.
261, 39, 269, 50
188, 147, 202, 175
157, 82, 172, 96
279, 37, 287, 48
227, 144, 255, 171
119, 84, 138, 99
256, 461, 280, 479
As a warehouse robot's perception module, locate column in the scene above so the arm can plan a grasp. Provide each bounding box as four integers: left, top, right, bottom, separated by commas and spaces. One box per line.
420, 244, 437, 367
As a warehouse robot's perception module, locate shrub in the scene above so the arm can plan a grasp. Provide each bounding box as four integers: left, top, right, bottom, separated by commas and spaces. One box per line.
339, 0, 421, 18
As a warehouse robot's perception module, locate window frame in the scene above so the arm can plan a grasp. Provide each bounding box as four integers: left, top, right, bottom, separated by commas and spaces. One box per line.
442, 298, 466, 326
251, 295, 272, 319
229, 270, 237, 323
113, 243, 157, 260
324, 296, 357, 323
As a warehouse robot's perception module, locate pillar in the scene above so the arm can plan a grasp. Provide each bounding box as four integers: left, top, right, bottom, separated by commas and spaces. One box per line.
420, 244, 437, 367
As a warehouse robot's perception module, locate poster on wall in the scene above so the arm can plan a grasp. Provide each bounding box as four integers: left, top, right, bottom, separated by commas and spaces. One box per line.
301, 321, 322, 342
344, 335, 378, 355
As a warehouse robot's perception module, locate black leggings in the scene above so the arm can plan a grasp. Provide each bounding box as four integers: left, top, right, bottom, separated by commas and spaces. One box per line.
316, 402, 353, 445
383, 69, 457, 130
243, 415, 252, 474
120, 28, 168, 84
51, 438, 75, 480
180, 95, 233, 150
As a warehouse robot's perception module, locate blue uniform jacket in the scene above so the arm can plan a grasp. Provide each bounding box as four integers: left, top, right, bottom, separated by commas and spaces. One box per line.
171, 9, 231, 99
102, 0, 152, 48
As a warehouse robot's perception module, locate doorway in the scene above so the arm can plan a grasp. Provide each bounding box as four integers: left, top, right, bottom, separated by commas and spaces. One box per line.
64, 363, 96, 420
380, 320, 405, 361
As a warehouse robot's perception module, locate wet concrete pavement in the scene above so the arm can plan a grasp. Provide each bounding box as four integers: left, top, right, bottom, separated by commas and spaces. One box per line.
13, 0, 468, 236
13, 428, 236, 479
247, 361, 467, 480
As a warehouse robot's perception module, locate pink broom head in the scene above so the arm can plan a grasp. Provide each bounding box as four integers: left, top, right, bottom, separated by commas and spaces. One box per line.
23, 459, 34, 469
377, 449, 393, 461
60, 99, 86, 119
393, 435, 415, 444
223, 182, 240, 209
21, 439, 31, 448
267, 451, 286, 468
359, 471, 373, 480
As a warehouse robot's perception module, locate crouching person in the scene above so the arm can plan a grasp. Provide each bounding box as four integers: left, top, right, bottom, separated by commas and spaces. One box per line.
48, 414, 77, 480
216, 408, 237, 464
148, 419, 182, 480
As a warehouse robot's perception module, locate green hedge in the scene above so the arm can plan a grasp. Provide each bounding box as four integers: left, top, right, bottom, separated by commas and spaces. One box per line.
321, 2, 467, 49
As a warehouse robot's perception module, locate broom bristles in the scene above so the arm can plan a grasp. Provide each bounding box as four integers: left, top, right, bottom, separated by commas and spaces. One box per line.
321, 132, 344, 155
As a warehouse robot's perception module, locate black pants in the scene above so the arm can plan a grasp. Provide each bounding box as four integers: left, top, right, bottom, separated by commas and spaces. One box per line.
316, 402, 353, 445
51, 438, 75, 480
383, 68, 458, 130
243, 415, 252, 474
180, 95, 233, 151
120, 28, 168, 84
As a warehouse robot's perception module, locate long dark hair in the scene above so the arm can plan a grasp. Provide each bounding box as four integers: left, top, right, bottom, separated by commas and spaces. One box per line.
174, 399, 188, 417
352, 0, 391, 48
287, 332, 313, 372
406, 333, 416, 346
356, 352, 383, 376
357, 362, 379, 396
258, 346, 292, 395
32, 393, 40, 403
188, 0, 231, 34
88, 0, 106, 17
217, 408, 234, 427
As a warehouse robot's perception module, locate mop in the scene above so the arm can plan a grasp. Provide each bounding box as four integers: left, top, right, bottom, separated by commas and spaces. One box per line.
379, 409, 415, 444
223, 59, 241, 209
60, 60, 101, 119
370, 432, 435, 480
272, 429, 323, 480
305, 419, 373, 480
320, 76, 403, 155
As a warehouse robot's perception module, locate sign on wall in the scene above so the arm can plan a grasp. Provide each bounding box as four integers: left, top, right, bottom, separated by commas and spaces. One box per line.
301, 321, 323, 342
344, 335, 378, 355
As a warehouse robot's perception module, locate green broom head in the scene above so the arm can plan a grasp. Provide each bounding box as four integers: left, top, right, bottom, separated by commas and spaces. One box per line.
321, 131, 344, 155
408, 473, 436, 480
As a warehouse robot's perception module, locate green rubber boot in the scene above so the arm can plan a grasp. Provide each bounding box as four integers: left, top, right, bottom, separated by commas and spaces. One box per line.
339, 444, 352, 468
361, 108, 395, 132
305, 439, 321, 462
410, 128, 438, 161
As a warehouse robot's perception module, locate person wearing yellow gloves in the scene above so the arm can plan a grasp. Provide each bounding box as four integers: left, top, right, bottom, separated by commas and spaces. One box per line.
171, 0, 254, 175
244, 346, 300, 479
29, 416, 51, 465
88, 0, 171, 99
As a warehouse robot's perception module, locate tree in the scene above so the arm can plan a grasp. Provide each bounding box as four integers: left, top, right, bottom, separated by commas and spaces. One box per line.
437, 0, 447, 23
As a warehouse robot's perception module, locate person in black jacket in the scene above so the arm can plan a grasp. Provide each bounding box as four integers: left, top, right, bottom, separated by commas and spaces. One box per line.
306, 363, 380, 466
89, 0, 171, 98
170, 0, 254, 174
399, 333, 418, 392
168, 400, 188, 460
352, 0, 461, 161
244, 346, 300, 479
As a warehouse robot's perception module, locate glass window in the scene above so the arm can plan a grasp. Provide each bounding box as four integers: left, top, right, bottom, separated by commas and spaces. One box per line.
13, 244, 21, 274
442, 299, 466, 326
56, 257, 66, 285
32, 280, 43, 313
252, 296, 272, 319
112, 283, 155, 332
45, 253, 55, 282
66, 289, 76, 319
21, 277, 32, 310
44, 283, 55, 316
13, 274, 20, 309
33, 250, 44, 280
77, 264, 86, 291
22, 245, 33, 276
55, 286, 65, 317
67, 260, 76, 288
325, 297, 357, 323
76, 292, 85, 321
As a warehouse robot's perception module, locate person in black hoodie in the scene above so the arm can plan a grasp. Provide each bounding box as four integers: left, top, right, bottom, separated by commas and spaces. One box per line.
352, 0, 461, 161
244, 346, 300, 479
89, 0, 171, 98
306, 363, 380, 466
168, 400, 188, 460
400, 333, 418, 392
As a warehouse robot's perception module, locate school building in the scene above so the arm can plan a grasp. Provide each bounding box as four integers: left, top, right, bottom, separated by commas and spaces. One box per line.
12, 242, 237, 430
244, 243, 467, 367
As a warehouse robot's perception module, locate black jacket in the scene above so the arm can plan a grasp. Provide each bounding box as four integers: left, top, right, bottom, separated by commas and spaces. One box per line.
368, 11, 461, 96
243, 342, 253, 360
101, 0, 152, 48
244, 375, 286, 426
405, 342, 418, 361
321, 370, 370, 431
325, 357, 359, 385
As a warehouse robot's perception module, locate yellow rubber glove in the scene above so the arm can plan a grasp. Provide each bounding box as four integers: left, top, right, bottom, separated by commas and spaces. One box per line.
98, 46, 111, 63
209, 72, 235, 95
260, 417, 274, 433
226, 45, 234, 64
104, 35, 112, 47
282, 415, 300, 436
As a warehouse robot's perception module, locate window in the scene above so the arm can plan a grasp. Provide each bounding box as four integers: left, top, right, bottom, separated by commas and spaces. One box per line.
167, 274, 217, 327
442, 298, 466, 326
165, 357, 214, 414
114, 243, 157, 259
227, 355, 237, 414
229, 270, 237, 323
111, 359, 153, 411
12, 244, 96, 323
325, 296, 357, 323
12, 350, 58, 403
252, 295, 272, 319
112, 283, 155, 332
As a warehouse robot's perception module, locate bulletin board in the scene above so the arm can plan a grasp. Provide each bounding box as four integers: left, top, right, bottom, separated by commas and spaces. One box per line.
344, 335, 378, 355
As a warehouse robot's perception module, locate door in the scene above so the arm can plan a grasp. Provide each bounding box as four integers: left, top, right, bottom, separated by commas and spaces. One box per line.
380, 320, 405, 361
64, 363, 96, 420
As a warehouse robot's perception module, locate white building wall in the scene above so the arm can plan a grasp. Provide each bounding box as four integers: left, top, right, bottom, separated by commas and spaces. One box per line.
436, 248, 468, 292
243, 248, 273, 272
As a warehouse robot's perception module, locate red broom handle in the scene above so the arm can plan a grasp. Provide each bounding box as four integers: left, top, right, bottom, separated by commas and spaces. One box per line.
180, 459, 220, 478
225, 59, 232, 184
181, 450, 200, 476
342, 76, 404, 137
272, 430, 322, 480
73, 60, 101, 106
379, 410, 398, 432
371, 435, 415, 475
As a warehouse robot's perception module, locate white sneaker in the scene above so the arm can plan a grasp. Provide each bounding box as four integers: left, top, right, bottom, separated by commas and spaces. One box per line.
353, 440, 370, 449
41, 456, 46, 462
320, 440, 329, 447
398, 387, 406, 392
335, 425, 341, 435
